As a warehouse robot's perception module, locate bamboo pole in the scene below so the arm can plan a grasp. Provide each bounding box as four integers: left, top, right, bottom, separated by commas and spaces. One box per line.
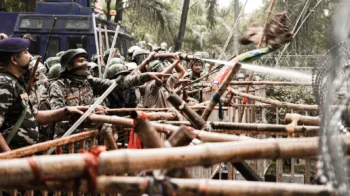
230, 81, 312, 86
103, 25, 109, 50
0, 133, 11, 152
98, 24, 105, 66
167, 93, 206, 130
106, 103, 313, 113
285, 113, 320, 126
7, 176, 335, 196
231, 88, 319, 111
88, 114, 255, 142
102, 124, 118, 150
160, 121, 319, 134
202, 63, 242, 121
0, 130, 98, 159
132, 112, 165, 148
1, 136, 350, 186
142, 112, 177, 121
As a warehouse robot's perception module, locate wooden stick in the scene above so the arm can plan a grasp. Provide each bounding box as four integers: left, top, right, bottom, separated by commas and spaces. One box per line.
0, 133, 10, 152
231, 88, 319, 111
1, 136, 350, 186
98, 24, 105, 66
88, 114, 255, 142
202, 63, 242, 121
0, 130, 98, 159
230, 81, 312, 86
7, 176, 335, 196
27, 56, 42, 92
257, 0, 276, 48
103, 25, 109, 50
285, 113, 320, 126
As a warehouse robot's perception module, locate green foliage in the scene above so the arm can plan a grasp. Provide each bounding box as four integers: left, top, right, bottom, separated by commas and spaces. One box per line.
264, 75, 317, 124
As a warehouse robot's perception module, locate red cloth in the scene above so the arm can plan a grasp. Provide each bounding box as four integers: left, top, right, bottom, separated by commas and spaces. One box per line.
128, 112, 148, 149
242, 97, 248, 104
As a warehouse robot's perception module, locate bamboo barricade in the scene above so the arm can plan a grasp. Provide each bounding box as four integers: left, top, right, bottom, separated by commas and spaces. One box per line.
231, 88, 319, 111
133, 112, 194, 178
132, 112, 165, 148
230, 81, 312, 86
4, 176, 335, 196
202, 63, 242, 121
0, 130, 99, 159
161, 121, 319, 135
88, 114, 255, 142
1, 136, 350, 186
167, 93, 261, 181
105, 104, 307, 113
285, 113, 320, 126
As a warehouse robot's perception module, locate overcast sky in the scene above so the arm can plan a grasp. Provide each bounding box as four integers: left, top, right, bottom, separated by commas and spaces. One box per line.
218, 0, 263, 13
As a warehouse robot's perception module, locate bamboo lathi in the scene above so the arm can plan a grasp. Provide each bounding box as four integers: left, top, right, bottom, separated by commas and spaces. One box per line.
5, 176, 335, 196
1, 136, 350, 186
202, 63, 242, 121
231, 88, 319, 111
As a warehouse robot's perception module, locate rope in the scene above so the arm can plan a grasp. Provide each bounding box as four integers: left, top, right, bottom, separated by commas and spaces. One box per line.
80, 146, 106, 195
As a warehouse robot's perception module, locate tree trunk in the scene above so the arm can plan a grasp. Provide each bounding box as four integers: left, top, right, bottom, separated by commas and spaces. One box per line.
115, 0, 123, 23
175, 0, 190, 51
0, 0, 6, 11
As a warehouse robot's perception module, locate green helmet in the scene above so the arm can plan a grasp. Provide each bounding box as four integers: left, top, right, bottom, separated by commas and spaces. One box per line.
149, 60, 165, 72
45, 57, 60, 69
60, 48, 88, 73
56, 51, 65, 57
105, 63, 129, 79
47, 63, 61, 79
107, 58, 125, 67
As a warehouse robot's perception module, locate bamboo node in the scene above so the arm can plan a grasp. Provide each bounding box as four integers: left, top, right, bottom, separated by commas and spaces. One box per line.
286, 114, 301, 137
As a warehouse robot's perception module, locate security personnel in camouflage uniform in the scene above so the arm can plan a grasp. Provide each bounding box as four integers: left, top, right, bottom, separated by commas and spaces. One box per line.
183, 59, 207, 101
0, 38, 88, 150
49, 48, 169, 137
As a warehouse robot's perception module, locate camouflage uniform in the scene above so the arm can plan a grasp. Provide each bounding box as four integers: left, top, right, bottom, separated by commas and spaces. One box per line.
49, 74, 151, 137
0, 70, 39, 148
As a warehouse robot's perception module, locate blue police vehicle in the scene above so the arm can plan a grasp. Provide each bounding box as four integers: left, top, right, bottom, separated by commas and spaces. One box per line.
0, 0, 134, 60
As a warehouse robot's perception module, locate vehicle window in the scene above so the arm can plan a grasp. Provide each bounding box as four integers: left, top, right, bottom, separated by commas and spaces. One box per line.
46, 37, 60, 59
65, 19, 90, 30
19, 18, 43, 29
